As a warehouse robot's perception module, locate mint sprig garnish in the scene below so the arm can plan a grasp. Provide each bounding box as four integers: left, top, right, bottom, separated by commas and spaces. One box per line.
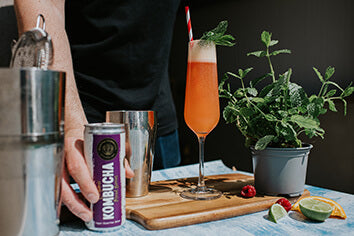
200, 21, 235, 47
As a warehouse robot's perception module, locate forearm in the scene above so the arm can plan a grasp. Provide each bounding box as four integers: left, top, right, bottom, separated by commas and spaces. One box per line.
14, 1, 97, 222
14, 0, 87, 134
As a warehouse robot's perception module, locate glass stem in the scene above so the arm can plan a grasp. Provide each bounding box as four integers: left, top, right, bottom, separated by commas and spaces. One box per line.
197, 136, 206, 191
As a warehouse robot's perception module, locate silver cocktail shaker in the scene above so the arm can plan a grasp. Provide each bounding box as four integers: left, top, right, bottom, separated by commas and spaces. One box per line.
106, 110, 157, 197
0, 68, 65, 236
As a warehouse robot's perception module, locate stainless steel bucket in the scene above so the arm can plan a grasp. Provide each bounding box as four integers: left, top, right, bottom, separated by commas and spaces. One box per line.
0, 68, 65, 236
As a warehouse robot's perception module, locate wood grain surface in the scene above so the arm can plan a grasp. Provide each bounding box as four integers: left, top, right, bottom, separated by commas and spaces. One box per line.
126, 173, 310, 230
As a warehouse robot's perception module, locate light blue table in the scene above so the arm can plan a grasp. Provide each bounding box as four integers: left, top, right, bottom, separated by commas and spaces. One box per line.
60, 160, 354, 236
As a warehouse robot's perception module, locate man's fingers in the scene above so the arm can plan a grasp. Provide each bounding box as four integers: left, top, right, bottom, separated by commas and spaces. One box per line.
124, 158, 135, 178
61, 175, 92, 222
65, 137, 99, 203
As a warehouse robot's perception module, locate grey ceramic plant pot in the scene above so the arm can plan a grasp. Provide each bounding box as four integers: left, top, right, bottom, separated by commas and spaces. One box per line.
250, 144, 313, 197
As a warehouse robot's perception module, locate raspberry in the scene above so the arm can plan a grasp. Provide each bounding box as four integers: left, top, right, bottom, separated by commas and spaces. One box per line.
276, 198, 292, 212
241, 185, 256, 198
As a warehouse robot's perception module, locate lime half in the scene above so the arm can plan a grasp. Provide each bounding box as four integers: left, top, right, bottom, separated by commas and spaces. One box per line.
269, 203, 287, 223
299, 198, 333, 221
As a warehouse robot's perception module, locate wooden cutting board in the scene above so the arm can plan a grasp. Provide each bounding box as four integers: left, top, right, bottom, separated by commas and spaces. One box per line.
126, 173, 310, 230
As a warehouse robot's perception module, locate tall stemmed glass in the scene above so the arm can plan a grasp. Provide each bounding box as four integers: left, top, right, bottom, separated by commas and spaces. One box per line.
181, 40, 222, 200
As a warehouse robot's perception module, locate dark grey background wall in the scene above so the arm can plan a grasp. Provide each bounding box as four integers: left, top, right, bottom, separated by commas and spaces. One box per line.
170, 0, 354, 194
0, 3, 17, 67
1, 0, 353, 193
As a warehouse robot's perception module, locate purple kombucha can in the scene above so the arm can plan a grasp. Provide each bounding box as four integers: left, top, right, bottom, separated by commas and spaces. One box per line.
84, 123, 126, 231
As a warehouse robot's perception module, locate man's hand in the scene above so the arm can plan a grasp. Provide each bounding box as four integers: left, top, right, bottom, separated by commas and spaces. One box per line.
62, 128, 135, 222
61, 129, 99, 222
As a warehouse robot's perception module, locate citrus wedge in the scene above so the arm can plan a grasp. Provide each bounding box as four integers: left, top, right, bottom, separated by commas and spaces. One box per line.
269, 203, 288, 223
292, 196, 347, 219
299, 198, 333, 221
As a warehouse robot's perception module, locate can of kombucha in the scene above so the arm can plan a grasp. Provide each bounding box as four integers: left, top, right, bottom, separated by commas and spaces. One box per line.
84, 122, 126, 231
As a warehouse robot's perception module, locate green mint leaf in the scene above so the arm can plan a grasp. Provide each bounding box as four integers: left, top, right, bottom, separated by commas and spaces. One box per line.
247, 50, 267, 57
305, 125, 325, 139
319, 107, 327, 115
276, 123, 297, 142
259, 83, 276, 98
255, 135, 275, 150
309, 95, 317, 102
227, 72, 241, 79
287, 108, 298, 115
298, 106, 307, 113
305, 129, 319, 139
289, 83, 309, 108
250, 97, 265, 103
238, 69, 244, 78
215, 35, 236, 46
219, 74, 228, 91
327, 100, 337, 112
278, 71, 287, 85
240, 107, 255, 117
270, 49, 291, 56
265, 114, 277, 121
247, 87, 258, 96
342, 84, 354, 97
325, 89, 337, 97
322, 84, 329, 96
313, 67, 324, 83
214, 20, 227, 34
243, 67, 254, 77
223, 104, 239, 124
250, 73, 272, 88
324, 66, 335, 81
277, 110, 288, 118
234, 88, 245, 98
307, 97, 325, 117
269, 40, 279, 46
238, 67, 253, 79
261, 31, 272, 47
290, 115, 319, 129
200, 21, 235, 46
284, 68, 292, 83
221, 73, 229, 83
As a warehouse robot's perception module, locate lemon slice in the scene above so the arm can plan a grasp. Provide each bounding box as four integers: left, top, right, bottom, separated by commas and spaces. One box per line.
292, 196, 347, 219
299, 198, 333, 221
268, 203, 287, 223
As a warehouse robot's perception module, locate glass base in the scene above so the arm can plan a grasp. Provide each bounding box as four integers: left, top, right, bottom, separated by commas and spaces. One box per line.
180, 187, 222, 200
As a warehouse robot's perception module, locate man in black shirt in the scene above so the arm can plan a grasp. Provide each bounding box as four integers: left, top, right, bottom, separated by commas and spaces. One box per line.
65, 0, 181, 170
14, 0, 181, 222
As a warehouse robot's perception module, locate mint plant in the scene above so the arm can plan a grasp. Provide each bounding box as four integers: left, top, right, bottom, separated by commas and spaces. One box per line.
219, 31, 354, 150
200, 21, 235, 47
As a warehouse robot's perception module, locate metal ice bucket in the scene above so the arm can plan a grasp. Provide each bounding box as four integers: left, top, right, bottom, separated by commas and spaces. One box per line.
0, 68, 65, 236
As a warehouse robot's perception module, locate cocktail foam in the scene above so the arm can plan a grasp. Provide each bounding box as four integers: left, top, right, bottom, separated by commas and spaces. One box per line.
188, 40, 216, 63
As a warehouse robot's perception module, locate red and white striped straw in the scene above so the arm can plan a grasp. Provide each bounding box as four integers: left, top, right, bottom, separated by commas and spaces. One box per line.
185, 6, 193, 41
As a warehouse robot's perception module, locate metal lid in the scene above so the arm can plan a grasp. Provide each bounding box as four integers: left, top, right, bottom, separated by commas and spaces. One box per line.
85, 123, 125, 129
10, 15, 53, 69
85, 123, 125, 135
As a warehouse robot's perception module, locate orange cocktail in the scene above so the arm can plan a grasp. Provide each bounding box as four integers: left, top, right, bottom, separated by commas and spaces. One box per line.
184, 59, 219, 137
181, 40, 222, 200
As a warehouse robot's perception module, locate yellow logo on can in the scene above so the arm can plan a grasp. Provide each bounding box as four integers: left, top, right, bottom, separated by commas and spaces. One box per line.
97, 138, 118, 161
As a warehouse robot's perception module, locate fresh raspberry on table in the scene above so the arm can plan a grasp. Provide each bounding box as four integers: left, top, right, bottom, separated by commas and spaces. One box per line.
241, 185, 256, 198
276, 198, 292, 212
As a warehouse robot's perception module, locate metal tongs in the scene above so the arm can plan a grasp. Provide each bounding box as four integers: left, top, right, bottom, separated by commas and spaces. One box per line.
10, 14, 53, 69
